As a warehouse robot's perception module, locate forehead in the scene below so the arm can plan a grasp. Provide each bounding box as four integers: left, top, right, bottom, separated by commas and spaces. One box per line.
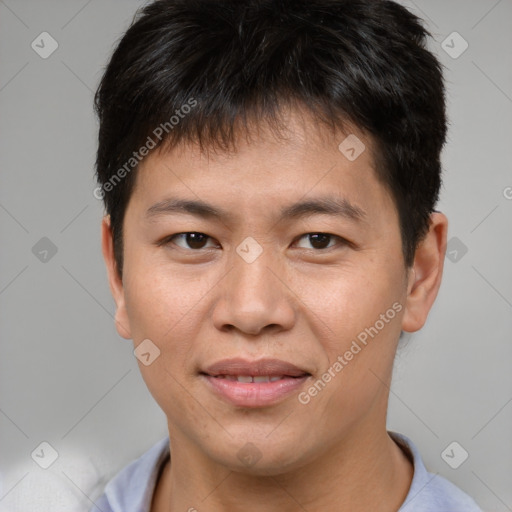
128, 108, 395, 225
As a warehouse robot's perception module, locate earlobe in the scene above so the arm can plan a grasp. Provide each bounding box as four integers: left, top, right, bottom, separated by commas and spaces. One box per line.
101, 215, 132, 340
401, 212, 448, 333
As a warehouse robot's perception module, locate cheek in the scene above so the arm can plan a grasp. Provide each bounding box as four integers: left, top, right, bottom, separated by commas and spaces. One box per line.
121, 261, 205, 375
297, 257, 406, 403
123, 256, 210, 340
296, 260, 404, 345
122, 266, 211, 425
300, 291, 403, 435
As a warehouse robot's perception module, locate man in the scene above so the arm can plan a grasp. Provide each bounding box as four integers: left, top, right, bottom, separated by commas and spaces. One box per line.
92, 0, 483, 510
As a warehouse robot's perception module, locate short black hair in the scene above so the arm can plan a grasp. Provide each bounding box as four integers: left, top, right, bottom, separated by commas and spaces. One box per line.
94, 0, 447, 279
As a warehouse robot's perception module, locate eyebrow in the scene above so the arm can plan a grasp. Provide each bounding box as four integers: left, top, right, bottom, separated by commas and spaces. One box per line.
145, 196, 367, 224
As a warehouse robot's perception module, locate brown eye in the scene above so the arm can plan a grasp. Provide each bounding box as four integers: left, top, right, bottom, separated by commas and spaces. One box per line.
166, 232, 216, 250
295, 233, 340, 250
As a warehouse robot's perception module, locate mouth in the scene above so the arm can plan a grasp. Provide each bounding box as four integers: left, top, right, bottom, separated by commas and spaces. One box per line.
208, 374, 298, 383
199, 358, 311, 408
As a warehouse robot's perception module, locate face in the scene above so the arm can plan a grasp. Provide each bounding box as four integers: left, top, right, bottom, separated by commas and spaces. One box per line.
103, 109, 437, 475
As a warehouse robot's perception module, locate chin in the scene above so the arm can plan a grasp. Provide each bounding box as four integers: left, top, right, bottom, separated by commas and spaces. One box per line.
204, 434, 313, 476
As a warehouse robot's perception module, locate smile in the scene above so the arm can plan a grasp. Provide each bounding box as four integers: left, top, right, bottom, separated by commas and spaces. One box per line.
213, 375, 287, 382
201, 373, 310, 407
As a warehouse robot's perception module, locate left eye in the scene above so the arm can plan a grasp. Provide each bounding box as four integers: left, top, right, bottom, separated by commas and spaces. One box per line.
294, 233, 342, 250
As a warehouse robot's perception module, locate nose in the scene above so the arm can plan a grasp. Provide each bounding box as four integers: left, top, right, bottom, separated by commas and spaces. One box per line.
211, 246, 296, 336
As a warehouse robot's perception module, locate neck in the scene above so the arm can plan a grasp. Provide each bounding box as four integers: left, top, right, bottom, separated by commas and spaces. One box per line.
154, 420, 413, 512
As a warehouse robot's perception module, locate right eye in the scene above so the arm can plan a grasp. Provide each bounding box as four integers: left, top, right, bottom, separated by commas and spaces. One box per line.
160, 232, 219, 251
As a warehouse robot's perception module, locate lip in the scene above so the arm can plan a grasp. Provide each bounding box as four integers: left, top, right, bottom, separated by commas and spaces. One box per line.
203, 357, 309, 377
200, 358, 311, 408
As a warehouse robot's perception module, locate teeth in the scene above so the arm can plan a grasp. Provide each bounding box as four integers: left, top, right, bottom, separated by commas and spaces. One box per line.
215, 375, 285, 383
253, 376, 270, 383
241, 375, 285, 383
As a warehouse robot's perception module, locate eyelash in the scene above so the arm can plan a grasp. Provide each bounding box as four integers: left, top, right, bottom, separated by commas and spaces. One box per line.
159, 232, 349, 252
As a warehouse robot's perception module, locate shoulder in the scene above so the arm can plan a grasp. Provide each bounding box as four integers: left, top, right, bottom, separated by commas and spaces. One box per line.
391, 432, 483, 512
90, 436, 170, 512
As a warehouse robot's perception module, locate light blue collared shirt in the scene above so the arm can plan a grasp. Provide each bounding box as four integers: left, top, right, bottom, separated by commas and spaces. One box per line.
90, 432, 483, 512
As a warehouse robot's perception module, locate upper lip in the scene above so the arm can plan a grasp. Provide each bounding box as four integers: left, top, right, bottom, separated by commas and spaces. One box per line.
202, 358, 310, 377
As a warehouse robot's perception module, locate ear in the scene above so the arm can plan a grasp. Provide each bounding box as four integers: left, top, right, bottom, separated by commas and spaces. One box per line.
401, 212, 448, 333
101, 215, 132, 339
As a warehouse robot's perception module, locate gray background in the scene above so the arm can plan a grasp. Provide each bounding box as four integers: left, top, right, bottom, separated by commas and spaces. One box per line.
0, 1, 511, 510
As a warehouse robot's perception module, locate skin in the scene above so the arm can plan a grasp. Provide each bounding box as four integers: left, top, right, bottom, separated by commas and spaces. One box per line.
101, 107, 448, 512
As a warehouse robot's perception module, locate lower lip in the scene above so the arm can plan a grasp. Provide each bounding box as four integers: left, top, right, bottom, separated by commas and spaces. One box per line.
201, 375, 310, 408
